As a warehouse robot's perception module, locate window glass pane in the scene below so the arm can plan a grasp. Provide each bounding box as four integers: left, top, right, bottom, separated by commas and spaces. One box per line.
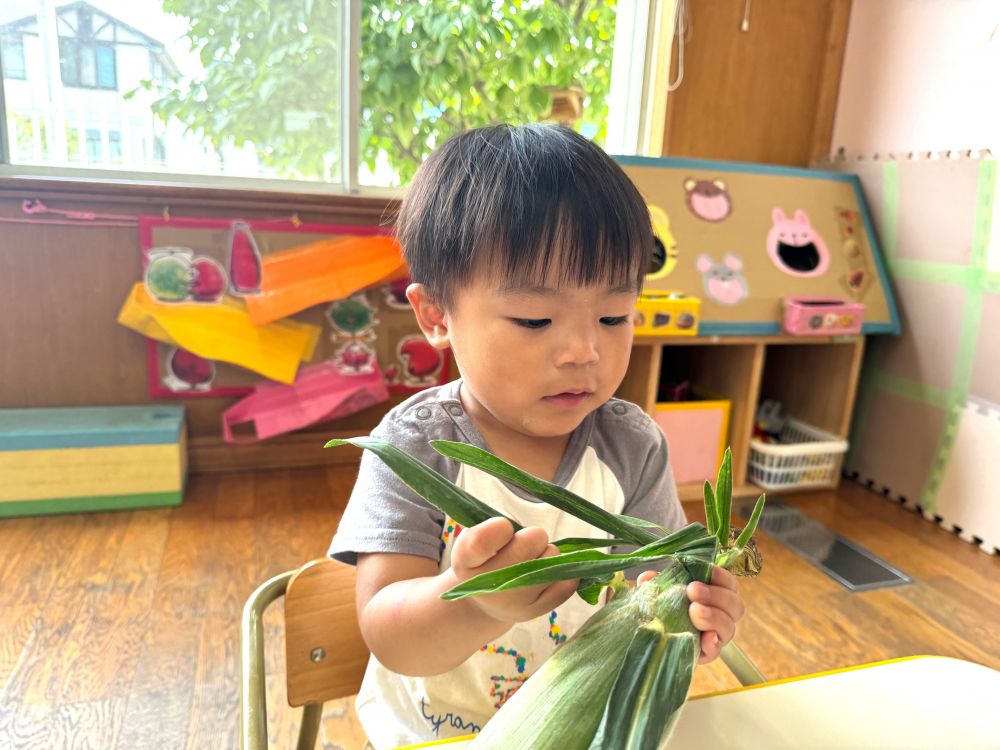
58, 37, 79, 85
1, 0, 344, 184
79, 42, 96, 87
96, 45, 115, 88
85, 127, 101, 162
358, 1, 617, 187
108, 130, 122, 162
1, 36, 26, 79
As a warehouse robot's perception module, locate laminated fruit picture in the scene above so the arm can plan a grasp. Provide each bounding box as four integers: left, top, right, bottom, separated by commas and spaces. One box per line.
144, 248, 228, 304
327, 295, 379, 338
163, 348, 216, 392
383, 276, 412, 310
383, 335, 445, 388
228, 221, 263, 295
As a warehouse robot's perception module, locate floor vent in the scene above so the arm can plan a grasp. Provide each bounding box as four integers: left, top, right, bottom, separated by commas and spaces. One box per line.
738, 501, 912, 591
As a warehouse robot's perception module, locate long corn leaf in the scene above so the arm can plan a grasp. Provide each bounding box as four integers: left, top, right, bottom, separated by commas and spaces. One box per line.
554, 537, 630, 553
429, 440, 661, 545
325, 437, 522, 531
714, 448, 732, 547
442, 525, 715, 600
734, 494, 766, 550
617, 514, 670, 535
702, 481, 718, 536
576, 574, 616, 605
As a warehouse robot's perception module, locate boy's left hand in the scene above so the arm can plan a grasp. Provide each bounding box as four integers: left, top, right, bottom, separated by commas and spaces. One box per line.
637, 565, 745, 664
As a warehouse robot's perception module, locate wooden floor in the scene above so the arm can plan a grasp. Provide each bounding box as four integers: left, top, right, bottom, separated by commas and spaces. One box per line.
1, 467, 998, 749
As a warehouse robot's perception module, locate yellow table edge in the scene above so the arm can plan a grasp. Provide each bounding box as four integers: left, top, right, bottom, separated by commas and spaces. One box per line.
397, 734, 477, 749
392, 656, 973, 748
689, 654, 951, 702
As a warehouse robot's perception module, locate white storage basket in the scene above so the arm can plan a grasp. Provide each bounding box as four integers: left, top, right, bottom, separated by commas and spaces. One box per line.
747, 418, 849, 491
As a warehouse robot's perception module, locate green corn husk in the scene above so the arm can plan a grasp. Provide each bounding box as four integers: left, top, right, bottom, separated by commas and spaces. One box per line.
471, 555, 707, 750
326, 436, 766, 750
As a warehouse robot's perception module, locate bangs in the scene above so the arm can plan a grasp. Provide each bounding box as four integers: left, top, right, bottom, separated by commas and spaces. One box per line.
398, 124, 653, 307
480, 190, 651, 294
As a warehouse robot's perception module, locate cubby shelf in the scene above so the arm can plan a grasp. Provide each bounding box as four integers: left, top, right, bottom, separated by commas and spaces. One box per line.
617, 334, 865, 498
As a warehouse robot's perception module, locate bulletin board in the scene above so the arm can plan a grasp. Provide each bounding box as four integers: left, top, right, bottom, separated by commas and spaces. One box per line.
135, 216, 449, 398
617, 156, 901, 336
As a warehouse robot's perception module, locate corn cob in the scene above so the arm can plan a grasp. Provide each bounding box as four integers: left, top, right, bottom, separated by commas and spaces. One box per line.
325, 438, 765, 749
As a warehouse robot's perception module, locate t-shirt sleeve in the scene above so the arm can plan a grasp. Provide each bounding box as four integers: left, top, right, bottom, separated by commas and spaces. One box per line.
619, 418, 687, 535
595, 402, 688, 572
328, 408, 451, 565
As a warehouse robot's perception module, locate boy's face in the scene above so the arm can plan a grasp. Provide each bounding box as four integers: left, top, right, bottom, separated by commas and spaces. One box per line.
411, 271, 638, 442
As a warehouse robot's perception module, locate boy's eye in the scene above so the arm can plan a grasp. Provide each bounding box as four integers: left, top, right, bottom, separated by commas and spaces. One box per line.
600, 315, 630, 326
511, 318, 551, 329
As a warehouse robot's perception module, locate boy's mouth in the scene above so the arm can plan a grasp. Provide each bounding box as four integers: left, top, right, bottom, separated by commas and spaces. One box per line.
543, 391, 593, 408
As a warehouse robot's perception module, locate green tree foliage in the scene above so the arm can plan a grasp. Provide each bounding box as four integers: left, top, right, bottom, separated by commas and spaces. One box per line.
149, 0, 616, 184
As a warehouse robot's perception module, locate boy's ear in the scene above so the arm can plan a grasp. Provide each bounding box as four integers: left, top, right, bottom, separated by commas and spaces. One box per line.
406, 283, 450, 349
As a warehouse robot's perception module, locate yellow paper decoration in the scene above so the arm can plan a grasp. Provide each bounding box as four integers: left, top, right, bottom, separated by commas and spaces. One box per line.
117, 283, 319, 384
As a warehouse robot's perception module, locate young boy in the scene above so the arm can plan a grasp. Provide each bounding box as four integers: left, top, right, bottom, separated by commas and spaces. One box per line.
329, 123, 745, 749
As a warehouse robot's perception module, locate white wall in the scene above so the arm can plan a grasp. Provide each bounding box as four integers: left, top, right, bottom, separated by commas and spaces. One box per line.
831, 0, 1000, 157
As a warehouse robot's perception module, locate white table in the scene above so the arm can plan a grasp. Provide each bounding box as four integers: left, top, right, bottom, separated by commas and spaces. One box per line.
399, 656, 1000, 749
669, 656, 1000, 749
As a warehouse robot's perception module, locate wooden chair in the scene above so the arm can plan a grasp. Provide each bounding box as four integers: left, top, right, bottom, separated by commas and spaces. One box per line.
240, 557, 766, 750
241, 557, 369, 750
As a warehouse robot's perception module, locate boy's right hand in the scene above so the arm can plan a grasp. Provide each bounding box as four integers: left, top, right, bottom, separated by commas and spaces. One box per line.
450, 517, 578, 625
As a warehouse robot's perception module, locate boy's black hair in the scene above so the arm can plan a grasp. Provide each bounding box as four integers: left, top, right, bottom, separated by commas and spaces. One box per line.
397, 123, 652, 307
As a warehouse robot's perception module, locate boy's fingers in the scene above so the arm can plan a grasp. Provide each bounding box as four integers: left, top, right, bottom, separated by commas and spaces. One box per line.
491, 527, 550, 568
688, 602, 737, 646
636, 570, 657, 586
525, 578, 578, 617
698, 631, 723, 664
686, 580, 745, 622
453, 517, 517, 569
710, 565, 740, 592
455, 520, 551, 574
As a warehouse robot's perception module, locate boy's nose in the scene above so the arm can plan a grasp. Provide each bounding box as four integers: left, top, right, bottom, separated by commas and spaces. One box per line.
556, 331, 600, 367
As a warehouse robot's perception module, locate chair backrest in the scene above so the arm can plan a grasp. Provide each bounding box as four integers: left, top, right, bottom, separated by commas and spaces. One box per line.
284, 558, 370, 707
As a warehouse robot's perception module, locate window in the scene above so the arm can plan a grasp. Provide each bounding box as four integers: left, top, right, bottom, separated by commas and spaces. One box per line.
1, 35, 26, 80
108, 130, 122, 162
85, 128, 101, 162
0, 1, 668, 190
59, 38, 116, 89
152, 135, 165, 164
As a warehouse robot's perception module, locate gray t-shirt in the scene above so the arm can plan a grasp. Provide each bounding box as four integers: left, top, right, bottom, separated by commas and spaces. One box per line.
329, 378, 686, 748
331, 378, 685, 564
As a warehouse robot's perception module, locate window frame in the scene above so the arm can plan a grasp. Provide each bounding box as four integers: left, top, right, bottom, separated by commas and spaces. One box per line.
0, 0, 668, 197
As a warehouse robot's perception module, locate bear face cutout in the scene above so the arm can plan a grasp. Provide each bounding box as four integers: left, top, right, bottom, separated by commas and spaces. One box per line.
684, 178, 732, 222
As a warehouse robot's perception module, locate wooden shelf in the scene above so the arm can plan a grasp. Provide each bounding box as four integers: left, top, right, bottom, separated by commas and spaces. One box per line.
626, 334, 865, 495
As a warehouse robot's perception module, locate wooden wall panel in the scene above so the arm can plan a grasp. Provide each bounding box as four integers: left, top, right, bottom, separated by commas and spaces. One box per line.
0, 180, 399, 467
661, 0, 852, 165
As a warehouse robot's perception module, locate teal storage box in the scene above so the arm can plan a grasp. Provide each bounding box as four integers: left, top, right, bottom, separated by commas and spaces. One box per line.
0, 405, 187, 517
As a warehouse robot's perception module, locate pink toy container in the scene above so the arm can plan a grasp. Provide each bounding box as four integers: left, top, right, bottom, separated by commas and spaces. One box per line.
782, 296, 864, 336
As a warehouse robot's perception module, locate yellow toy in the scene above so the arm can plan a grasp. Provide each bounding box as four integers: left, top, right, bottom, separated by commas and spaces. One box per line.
632, 291, 700, 336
